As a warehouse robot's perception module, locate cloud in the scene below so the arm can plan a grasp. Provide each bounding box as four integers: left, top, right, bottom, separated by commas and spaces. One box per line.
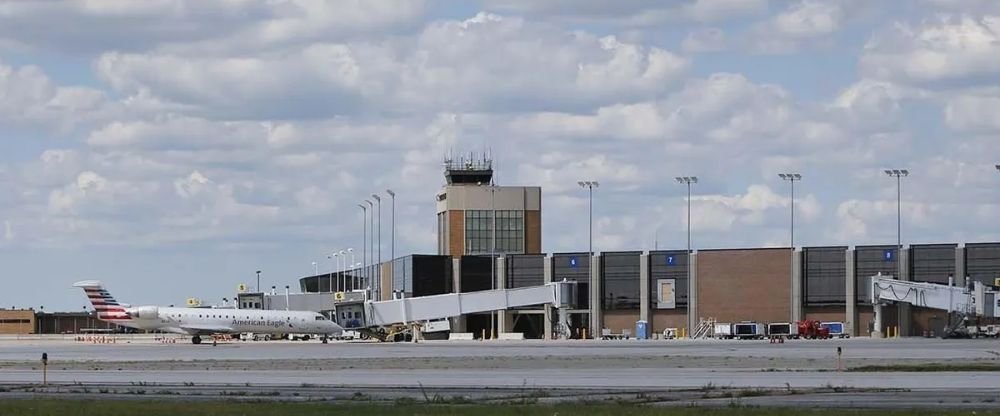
690, 184, 820, 232
94, 13, 688, 119
482, 0, 768, 25
860, 15, 1000, 86
682, 28, 727, 52
0, 61, 109, 129
747, 0, 852, 53
944, 92, 1000, 132
3, 219, 13, 241
508, 73, 794, 145
0, 0, 428, 53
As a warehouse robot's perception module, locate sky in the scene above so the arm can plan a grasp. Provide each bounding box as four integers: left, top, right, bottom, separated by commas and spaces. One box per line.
2, 0, 999, 310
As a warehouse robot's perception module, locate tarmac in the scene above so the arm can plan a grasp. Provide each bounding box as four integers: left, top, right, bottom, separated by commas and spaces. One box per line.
1, 337, 999, 408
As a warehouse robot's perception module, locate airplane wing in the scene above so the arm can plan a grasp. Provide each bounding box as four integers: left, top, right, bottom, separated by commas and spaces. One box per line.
176, 324, 235, 335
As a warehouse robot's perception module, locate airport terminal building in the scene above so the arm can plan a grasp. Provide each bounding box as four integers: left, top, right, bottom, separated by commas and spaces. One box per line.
292, 158, 1000, 340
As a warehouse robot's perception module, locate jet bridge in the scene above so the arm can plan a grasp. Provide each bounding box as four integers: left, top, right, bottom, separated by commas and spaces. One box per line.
334, 280, 578, 341
871, 273, 1000, 338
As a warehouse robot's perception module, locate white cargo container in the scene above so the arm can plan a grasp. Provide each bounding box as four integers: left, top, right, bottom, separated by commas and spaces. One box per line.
733, 322, 766, 339
714, 323, 733, 339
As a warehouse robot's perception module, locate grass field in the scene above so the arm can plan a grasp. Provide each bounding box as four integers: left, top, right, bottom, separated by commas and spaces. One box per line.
2, 399, 1000, 416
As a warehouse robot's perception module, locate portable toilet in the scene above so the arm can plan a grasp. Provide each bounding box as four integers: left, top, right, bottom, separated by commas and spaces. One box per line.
636, 320, 649, 340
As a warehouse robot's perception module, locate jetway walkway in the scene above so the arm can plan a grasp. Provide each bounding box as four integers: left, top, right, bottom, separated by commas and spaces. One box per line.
334, 280, 578, 341
871, 273, 999, 338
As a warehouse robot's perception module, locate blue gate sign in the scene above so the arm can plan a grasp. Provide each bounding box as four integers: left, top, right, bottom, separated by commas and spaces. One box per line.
667, 255, 675, 266
883, 249, 894, 261
569, 256, 578, 268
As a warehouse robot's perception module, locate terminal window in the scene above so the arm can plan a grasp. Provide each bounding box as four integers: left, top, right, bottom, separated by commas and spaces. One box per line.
465, 210, 523, 254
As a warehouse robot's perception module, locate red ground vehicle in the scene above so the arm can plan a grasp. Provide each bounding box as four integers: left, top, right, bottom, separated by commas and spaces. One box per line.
797, 320, 831, 339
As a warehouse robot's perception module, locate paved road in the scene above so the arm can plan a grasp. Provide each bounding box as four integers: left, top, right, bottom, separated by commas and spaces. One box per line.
2, 337, 999, 408
2, 337, 997, 362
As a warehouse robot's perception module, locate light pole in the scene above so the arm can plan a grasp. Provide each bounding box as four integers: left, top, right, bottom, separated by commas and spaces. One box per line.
358, 203, 367, 290
884, 169, 909, 281
577, 181, 599, 256
366, 199, 375, 292
347, 248, 355, 293
675, 176, 697, 334
372, 193, 382, 299
778, 174, 802, 249
255, 270, 261, 293
339, 249, 346, 292
387, 189, 395, 264
489, 184, 498, 339
312, 261, 318, 276
334, 251, 339, 293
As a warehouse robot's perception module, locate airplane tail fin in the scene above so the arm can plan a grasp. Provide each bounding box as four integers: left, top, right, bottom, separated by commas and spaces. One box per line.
73, 280, 131, 321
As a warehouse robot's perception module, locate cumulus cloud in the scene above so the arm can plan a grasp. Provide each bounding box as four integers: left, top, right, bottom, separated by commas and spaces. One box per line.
860, 16, 1000, 86
3, 219, 13, 241
0, 0, 428, 53
0, 61, 110, 128
508, 73, 794, 145
682, 28, 727, 52
690, 184, 820, 232
94, 13, 687, 118
944, 93, 1000, 132
745, 0, 857, 53
483, 0, 768, 25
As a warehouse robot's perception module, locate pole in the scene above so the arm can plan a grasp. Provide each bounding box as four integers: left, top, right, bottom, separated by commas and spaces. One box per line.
373, 194, 382, 300
359, 204, 367, 292
285, 286, 290, 311
491, 185, 497, 339
897, 174, 902, 281
256, 270, 261, 293
791, 179, 795, 249
589, 185, 593, 256
367, 199, 374, 293
388, 190, 395, 264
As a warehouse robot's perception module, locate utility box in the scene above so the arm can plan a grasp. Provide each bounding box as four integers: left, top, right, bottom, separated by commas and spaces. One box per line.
635, 320, 649, 339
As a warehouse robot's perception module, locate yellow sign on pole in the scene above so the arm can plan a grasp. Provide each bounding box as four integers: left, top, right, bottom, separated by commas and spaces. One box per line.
994, 278, 1000, 287
334, 292, 345, 301
237, 283, 247, 293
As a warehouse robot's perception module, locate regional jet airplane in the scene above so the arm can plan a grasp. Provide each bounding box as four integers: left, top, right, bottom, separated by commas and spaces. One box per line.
74, 280, 343, 344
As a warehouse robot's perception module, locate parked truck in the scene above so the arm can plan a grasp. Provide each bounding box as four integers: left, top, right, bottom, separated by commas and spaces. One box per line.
797, 320, 831, 339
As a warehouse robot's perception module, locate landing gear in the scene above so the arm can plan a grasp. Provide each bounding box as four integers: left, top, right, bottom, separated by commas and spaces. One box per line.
192, 335, 202, 345
322, 336, 329, 344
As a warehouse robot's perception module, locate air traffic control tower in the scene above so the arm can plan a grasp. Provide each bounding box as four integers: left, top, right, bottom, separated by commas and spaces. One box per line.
435, 154, 541, 256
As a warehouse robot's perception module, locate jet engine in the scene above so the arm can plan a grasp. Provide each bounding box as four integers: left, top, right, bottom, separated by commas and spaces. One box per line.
127, 306, 159, 319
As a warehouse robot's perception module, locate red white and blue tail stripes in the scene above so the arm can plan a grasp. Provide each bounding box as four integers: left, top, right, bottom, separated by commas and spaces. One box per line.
74, 281, 131, 321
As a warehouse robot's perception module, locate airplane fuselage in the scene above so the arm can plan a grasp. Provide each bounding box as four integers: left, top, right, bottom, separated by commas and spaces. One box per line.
110, 306, 342, 337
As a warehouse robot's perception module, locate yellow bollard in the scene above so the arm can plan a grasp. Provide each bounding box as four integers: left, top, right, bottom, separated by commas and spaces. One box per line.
481, 329, 486, 341
582, 328, 588, 340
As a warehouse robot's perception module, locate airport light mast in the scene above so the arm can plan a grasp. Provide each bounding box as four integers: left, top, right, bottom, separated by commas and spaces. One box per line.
675, 176, 697, 335
372, 194, 382, 300
884, 169, 909, 280
358, 203, 367, 291
577, 181, 599, 257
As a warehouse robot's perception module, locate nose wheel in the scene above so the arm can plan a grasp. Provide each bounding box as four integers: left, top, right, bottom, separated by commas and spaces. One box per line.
192, 335, 202, 345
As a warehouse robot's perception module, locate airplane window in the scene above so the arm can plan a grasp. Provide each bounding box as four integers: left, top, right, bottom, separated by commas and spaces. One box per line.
315, 316, 326, 321
199, 315, 202, 318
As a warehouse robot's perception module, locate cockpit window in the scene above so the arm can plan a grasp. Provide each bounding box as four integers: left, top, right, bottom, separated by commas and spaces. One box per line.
315, 316, 326, 321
